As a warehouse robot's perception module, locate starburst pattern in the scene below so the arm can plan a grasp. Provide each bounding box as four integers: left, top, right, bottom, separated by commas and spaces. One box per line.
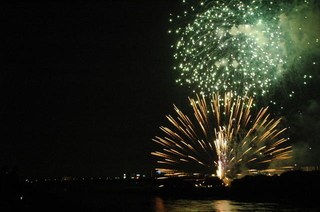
170, 0, 286, 98
170, 0, 319, 105
152, 92, 292, 182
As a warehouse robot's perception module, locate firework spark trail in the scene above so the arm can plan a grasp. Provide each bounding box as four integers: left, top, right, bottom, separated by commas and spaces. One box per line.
170, 0, 286, 99
152, 92, 292, 182
170, 0, 319, 105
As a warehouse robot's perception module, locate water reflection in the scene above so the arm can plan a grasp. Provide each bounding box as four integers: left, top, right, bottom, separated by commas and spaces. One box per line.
153, 197, 317, 212
61, 191, 317, 211
154, 198, 239, 212
213, 200, 238, 211
154, 197, 166, 212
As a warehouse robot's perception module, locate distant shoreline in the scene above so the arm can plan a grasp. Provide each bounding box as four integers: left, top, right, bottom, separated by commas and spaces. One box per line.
2, 170, 319, 210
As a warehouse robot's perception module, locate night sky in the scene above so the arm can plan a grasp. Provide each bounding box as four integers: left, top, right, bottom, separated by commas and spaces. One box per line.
2, 1, 187, 179
2, 1, 320, 179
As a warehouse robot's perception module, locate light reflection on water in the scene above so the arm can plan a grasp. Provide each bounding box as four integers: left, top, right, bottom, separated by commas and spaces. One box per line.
62, 192, 318, 211
214, 200, 239, 211
153, 197, 318, 212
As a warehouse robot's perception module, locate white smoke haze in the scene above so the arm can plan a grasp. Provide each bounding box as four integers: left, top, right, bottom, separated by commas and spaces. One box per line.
306, 100, 320, 113
266, 0, 320, 168
284, 99, 320, 166
279, 0, 320, 67
233, 24, 268, 47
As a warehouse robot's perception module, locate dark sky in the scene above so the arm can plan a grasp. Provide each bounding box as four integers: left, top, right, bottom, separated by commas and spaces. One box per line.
2, 1, 186, 179
2, 1, 320, 180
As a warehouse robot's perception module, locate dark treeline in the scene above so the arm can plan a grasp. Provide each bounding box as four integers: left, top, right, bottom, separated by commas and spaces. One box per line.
1, 168, 319, 210
230, 171, 320, 203
0, 165, 22, 209
156, 171, 320, 203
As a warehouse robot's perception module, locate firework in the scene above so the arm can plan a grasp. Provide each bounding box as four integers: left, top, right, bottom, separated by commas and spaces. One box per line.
170, 0, 317, 102
151, 92, 292, 183
170, 0, 285, 98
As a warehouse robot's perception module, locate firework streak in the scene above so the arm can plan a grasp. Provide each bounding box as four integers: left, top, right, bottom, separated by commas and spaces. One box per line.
152, 92, 292, 182
170, 0, 287, 99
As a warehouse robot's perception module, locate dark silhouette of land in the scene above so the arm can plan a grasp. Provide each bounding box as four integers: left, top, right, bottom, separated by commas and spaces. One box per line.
231, 171, 320, 204
1, 167, 319, 211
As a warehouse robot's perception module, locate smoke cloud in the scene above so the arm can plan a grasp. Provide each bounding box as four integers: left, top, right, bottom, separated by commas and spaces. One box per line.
279, 0, 320, 68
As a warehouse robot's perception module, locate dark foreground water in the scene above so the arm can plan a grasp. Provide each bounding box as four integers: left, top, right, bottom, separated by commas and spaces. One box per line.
152, 198, 318, 212
59, 192, 319, 212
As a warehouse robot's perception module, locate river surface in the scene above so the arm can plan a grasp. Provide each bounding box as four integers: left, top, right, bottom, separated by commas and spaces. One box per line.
62, 192, 319, 211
